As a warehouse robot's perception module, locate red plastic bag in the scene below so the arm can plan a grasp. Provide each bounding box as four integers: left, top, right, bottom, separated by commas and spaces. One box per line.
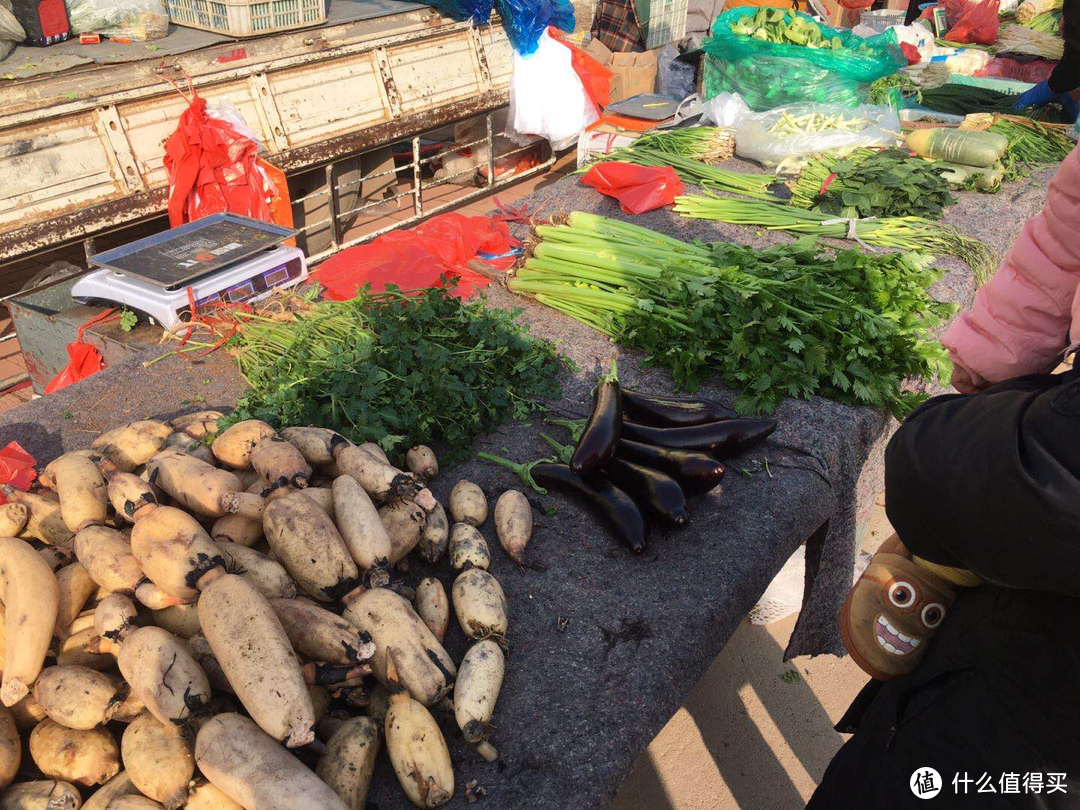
44, 309, 119, 395
941, 0, 999, 45
550, 28, 613, 114
0, 442, 37, 500
311, 212, 519, 301
580, 162, 685, 215
977, 56, 1058, 83
163, 85, 279, 227
839, 0, 874, 12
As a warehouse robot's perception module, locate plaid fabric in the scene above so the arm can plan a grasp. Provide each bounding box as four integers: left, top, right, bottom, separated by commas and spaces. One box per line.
591, 0, 645, 53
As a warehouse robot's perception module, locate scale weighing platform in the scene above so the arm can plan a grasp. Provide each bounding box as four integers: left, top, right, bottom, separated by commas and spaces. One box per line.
72, 214, 309, 329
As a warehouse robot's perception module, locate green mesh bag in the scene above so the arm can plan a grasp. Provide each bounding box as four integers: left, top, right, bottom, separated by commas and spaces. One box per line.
702, 8, 906, 110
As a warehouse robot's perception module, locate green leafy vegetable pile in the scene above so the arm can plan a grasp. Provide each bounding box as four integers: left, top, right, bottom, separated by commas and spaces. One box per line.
221, 286, 569, 463
509, 212, 954, 417
790, 148, 957, 220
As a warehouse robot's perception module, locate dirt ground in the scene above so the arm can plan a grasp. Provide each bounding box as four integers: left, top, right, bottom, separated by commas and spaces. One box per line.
611, 499, 895, 810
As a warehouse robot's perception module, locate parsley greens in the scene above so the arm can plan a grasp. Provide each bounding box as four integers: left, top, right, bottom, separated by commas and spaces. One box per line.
225, 286, 570, 464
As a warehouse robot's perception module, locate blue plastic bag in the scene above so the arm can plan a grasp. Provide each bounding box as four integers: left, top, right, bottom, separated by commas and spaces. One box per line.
495, 0, 575, 55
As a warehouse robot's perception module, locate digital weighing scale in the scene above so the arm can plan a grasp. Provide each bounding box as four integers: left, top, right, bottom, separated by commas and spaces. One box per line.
72, 214, 309, 330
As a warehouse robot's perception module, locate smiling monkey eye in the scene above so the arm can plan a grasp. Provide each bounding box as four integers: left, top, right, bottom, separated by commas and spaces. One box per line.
888, 581, 916, 608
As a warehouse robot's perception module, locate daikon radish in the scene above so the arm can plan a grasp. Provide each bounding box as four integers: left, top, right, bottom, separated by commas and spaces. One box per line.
279, 427, 349, 466
214, 543, 296, 599
343, 588, 455, 707
29, 719, 119, 787
262, 491, 359, 602
0, 538, 59, 706
48, 454, 108, 532
494, 490, 531, 565
250, 437, 311, 490
316, 716, 380, 810
332, 475, 390, 586
448, 524, 489, 570
418, 503, 448, 564
130, 506, 225, 600
93, 421, 172, 472
195, 713, 348, 810
211, 421, 276, 469
268, 598, 374, 666
414, 578, 449, 643
198, 575, 314, 747
383, 650, 454, 808
145, 450, 242, 519
454, 639, 505, 755
121, 713, 194, 810
33, 666, 126, 730
452, 568, 507, 641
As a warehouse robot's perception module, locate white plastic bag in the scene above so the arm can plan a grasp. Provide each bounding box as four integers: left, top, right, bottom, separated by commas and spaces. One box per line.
66, 0, 168, 40
734, 102, 902, 168
0, 0, 24, 63
705, 92, 751, 127
507, 29, 597, 152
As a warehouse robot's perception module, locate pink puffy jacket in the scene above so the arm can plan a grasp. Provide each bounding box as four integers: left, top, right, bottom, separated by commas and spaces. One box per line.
943, 144, 1080, 385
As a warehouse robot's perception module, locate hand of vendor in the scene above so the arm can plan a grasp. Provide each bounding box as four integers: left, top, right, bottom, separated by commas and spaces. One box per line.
1013, 80, 1080, 121
1013, 81, 1080, 121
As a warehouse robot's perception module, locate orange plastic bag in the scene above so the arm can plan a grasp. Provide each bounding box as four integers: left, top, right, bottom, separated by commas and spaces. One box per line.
311, 212, 518, 301
0, 442, 37, 499
44, 309, 118, 395
581, 161, 685, 214
163, 84, 285, 227
941, 0, 1000, 45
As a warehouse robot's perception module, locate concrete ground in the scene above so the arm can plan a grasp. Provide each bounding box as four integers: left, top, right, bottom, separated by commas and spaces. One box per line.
611, 498, 894, 810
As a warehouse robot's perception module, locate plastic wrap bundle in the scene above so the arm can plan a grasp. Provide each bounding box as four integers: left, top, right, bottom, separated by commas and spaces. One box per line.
702, 8, 906, 110
495, 0, 574, 54
0, 0, 24, 62
65, 0, 168, 39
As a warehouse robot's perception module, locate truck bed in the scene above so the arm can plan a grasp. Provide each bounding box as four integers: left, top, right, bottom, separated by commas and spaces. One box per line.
0, 0, 549, 262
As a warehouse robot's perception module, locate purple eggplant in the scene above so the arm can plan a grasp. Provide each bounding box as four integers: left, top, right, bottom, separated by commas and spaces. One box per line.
615, 439, 726, 496
531, 463, 647, 553
570, 359, 622, 476
622, 418, 776, 457
602, 458, 688, 526
621, 388, 735, 428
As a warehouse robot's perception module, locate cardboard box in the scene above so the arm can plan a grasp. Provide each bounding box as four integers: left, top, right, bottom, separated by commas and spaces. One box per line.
585, 39, 659, 104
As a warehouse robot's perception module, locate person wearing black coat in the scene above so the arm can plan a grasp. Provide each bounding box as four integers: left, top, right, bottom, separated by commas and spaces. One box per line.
808, 368, 1080, 808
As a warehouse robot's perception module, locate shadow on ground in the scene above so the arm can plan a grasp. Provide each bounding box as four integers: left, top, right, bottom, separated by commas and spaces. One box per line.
611, 616, 869, 810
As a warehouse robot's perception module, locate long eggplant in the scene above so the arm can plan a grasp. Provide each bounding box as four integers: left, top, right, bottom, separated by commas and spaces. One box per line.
621, 389, 734, 428
615, 440, 726, 496
531, 463, 647, 554
570, 359, 622, 476
622, 419, 776, 457
603, 458, 688, 526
